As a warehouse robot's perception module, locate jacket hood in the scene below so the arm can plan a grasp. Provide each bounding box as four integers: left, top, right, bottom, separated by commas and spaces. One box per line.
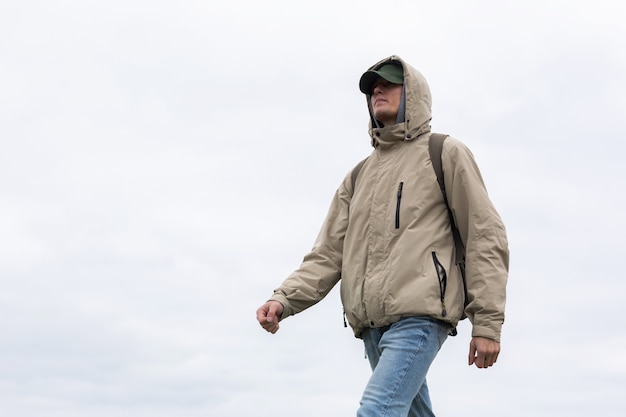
364, 55, 432, 148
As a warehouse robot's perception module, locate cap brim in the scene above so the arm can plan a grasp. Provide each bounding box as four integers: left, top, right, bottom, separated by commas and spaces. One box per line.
359, 71, 380, 95
359, 68, 404, 95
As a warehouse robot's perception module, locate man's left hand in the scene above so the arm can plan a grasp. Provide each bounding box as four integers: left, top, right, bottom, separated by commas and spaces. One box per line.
468, 336, 500, 369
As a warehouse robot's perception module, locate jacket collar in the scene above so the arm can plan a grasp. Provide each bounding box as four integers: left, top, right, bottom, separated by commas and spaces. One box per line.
371, 122, 431, 149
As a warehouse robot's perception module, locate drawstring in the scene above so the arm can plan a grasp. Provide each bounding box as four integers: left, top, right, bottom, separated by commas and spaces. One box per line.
395, 85, 406, 124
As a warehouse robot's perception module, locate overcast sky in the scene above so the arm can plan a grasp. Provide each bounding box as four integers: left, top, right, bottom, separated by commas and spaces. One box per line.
1, 1, 625, 416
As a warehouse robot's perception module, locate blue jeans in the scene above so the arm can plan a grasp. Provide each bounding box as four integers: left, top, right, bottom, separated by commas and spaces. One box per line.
357, 317, 449, 417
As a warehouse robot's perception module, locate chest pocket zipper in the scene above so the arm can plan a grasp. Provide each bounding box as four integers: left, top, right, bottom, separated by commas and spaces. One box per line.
395, 181, 404, 229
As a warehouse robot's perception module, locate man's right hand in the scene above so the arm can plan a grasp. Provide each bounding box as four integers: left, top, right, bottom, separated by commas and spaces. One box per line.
256, 301, 284, 334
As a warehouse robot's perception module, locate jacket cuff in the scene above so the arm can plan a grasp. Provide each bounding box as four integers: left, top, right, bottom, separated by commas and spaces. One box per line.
471, 325, 501, 343
268, 294, 293, 319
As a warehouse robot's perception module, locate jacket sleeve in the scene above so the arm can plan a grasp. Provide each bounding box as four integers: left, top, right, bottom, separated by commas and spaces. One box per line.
268, 173, 353, 319
442, 137, 509, 342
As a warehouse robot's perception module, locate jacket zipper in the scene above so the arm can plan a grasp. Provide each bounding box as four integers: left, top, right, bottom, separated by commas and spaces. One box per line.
395, 181, 404, 229
431, 251, 448, 317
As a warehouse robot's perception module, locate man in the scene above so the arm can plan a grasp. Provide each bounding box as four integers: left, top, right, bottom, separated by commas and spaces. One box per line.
256, 55, 509, 417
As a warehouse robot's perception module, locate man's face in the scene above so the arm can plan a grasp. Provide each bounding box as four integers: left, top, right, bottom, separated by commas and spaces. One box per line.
370, 78, 403, 127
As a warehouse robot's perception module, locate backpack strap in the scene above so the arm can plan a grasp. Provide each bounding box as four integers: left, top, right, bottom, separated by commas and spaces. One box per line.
429, 134, 465, 264
429, 133, 467, 335
350, 157, 369, 195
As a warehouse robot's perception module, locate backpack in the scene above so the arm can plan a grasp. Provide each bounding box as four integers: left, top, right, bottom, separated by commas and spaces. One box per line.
350, 133, 467, 336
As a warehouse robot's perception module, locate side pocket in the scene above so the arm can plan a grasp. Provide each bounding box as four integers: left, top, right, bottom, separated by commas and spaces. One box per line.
431, 251, 448, 317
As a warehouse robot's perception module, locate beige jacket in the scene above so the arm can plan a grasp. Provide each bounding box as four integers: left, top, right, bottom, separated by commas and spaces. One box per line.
270, 56, 509, 341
